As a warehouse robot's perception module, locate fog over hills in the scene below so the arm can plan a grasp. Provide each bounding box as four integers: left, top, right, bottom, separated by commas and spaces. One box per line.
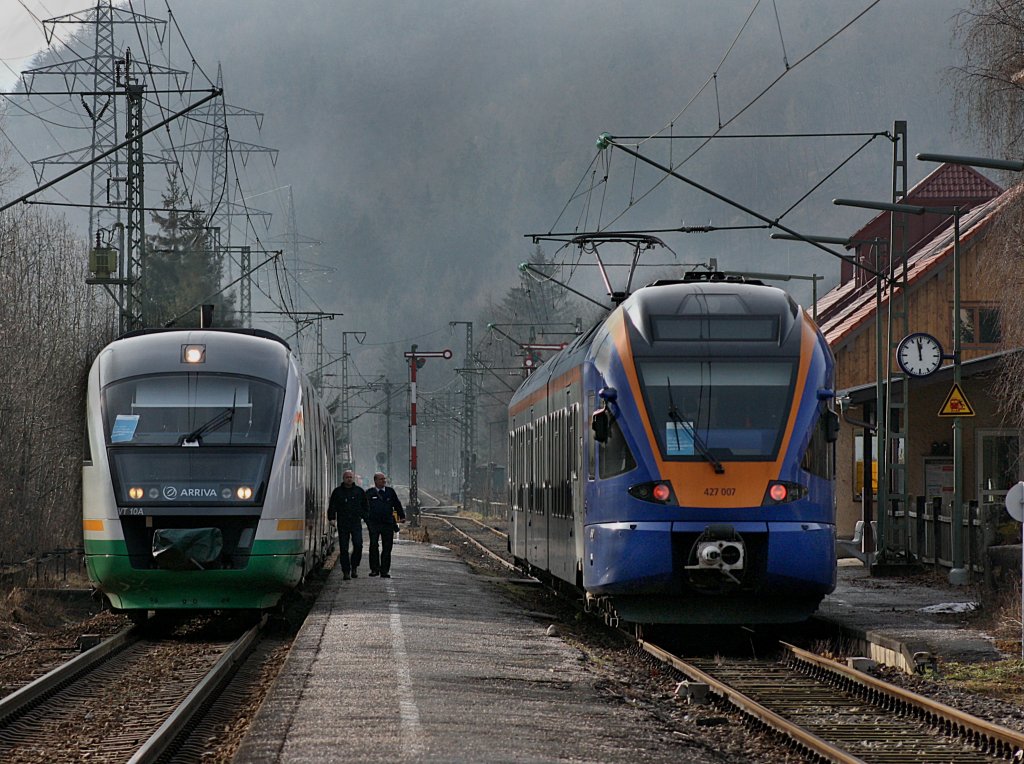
1, 0, 983, 472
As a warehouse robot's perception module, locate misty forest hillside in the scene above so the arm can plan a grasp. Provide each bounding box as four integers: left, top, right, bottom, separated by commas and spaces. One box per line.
5, 1, 977, 336
0, 0, 986, 480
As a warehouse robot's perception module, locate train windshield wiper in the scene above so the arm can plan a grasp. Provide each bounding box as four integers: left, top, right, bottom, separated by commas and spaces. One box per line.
666, 377, 724, 474
180, 407, 235, 447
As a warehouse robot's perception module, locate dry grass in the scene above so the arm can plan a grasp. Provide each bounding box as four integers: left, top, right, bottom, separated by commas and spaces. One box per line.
932, 575, 1024, 704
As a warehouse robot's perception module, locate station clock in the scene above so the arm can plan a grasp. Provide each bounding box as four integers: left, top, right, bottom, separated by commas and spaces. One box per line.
896, 332, 944, 377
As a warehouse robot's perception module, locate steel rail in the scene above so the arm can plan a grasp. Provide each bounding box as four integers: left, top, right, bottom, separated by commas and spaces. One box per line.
421, 512, 518, 572
446, 513, 509, 540
640, 639, 868, 764
0, 626, 137, 724
128, 616, 266, 764
784, 642, 1024, 760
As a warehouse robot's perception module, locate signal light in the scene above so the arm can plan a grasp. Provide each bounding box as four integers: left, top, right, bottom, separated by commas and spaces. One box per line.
236, 486, 254, 500
652, 483, 671, 502
128, 487, 144, 500
769, 483, 788, 502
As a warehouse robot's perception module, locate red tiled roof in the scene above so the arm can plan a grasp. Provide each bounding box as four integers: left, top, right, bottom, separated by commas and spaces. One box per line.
816, 183, 1022, 348
849, 163, 1002, 243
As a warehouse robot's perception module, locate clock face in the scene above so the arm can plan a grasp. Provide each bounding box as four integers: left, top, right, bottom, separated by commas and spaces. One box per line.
897, 333, 943, 377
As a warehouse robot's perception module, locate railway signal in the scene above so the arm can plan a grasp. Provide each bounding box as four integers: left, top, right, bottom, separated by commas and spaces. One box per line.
521, 342, 565, 374
403, 345, 452, 525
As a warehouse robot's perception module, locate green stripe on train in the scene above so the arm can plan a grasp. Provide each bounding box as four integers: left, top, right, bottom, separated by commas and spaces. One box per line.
83, 539, 304, 555
84, 540, 307, 610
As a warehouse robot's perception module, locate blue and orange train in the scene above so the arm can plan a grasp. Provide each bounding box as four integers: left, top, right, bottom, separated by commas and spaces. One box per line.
507, 273, 838, 625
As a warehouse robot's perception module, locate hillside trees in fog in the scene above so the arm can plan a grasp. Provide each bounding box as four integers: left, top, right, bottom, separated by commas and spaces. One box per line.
952, 1, 1024, 426
146, 172, 236, 329
469, 246, 601, 467
0, 145, 109, 563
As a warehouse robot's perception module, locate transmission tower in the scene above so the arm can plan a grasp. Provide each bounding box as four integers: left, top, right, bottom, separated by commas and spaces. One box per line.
168, 62, 275, 325
450, 321, 476, 508
24, 3, 178, 246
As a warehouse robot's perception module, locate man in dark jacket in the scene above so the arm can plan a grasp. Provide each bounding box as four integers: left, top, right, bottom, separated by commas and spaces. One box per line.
328, 469, 368, 580
365, 472, 405, 578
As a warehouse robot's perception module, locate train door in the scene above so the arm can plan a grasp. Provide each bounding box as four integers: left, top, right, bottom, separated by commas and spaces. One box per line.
510, 419, 528, 561
548, 393, 576, 584
571, 397, 585, 584
529, 410, 549, 571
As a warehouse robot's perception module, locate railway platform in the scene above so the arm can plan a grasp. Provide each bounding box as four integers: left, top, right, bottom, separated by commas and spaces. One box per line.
232, 539, 722, 763
234, 536, 1007, 762
814, 557, 1005, 671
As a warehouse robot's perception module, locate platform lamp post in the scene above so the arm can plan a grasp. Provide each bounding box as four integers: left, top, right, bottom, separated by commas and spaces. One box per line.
834, 197, 962, 579
770, 232, 885, 562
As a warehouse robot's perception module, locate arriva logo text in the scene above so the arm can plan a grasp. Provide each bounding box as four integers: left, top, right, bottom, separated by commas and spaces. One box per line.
163, 487, 218, 500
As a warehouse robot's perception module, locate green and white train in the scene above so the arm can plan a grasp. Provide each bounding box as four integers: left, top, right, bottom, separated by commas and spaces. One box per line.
83, 328, 336, 618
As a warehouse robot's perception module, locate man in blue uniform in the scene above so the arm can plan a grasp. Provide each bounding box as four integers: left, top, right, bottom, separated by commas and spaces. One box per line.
365, 472, 405, 578
328, 469, 368, 580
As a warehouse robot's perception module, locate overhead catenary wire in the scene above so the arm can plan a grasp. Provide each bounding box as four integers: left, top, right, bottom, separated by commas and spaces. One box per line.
549, 1, 886, 244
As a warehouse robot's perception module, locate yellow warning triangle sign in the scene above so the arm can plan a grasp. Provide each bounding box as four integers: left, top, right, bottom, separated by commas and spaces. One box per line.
938, 383, 975, 417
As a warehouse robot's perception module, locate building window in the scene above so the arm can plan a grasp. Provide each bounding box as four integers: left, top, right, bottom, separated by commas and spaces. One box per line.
959, 305, 1000, 346
853, 433, 878, 500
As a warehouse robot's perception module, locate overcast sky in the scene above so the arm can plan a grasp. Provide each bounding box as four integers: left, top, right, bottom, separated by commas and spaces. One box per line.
0, 1, 988, 472
1, 1, 84, 92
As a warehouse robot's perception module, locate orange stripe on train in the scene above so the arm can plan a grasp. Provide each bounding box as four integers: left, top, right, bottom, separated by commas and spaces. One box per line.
613, 307, 816, 508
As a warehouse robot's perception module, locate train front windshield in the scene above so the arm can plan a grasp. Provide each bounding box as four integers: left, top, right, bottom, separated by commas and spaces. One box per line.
637, 360, 795, 460
101, 374, 284, 506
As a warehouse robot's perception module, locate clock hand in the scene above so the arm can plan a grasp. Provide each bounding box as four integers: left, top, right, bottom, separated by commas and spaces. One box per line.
916, 337, 923, 360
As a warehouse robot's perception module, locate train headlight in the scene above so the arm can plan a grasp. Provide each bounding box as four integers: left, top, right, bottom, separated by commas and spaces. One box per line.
236, 486, 253, 500
181, 344, 206, 364
628, 481, 675, 505
762, 480, 807, 505
128, 486, 144, 500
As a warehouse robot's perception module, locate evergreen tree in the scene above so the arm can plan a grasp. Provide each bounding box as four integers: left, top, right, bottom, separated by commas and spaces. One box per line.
144, 172, 236, 327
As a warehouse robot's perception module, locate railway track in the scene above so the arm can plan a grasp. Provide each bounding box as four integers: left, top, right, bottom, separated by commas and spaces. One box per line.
0, 616, 262, 763
644, 639, 1024, 763
425, 510, 1024, 763
422, 511, 517, 572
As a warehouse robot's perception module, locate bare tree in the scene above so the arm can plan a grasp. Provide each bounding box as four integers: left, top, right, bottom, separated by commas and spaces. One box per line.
952, 2, 1024, 429
0, 204, 110, 563
952, 1, 1024, 158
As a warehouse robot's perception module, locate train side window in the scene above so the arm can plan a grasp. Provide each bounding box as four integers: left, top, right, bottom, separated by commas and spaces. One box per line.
598, 416, 636, 479
801, 410, 835, 479
586, 393, 595, 481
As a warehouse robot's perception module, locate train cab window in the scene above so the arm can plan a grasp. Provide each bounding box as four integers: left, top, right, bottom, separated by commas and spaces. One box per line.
598, 416, 636, 479
102, 374, 284, 446
636, 359, 794, 461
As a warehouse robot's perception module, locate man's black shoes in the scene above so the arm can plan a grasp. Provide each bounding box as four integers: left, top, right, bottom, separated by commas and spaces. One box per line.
369, 571, 379, 577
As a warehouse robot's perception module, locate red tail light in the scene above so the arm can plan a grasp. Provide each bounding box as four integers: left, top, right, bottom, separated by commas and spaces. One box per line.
628, 481, 675, 504
762, 480, 807, 505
